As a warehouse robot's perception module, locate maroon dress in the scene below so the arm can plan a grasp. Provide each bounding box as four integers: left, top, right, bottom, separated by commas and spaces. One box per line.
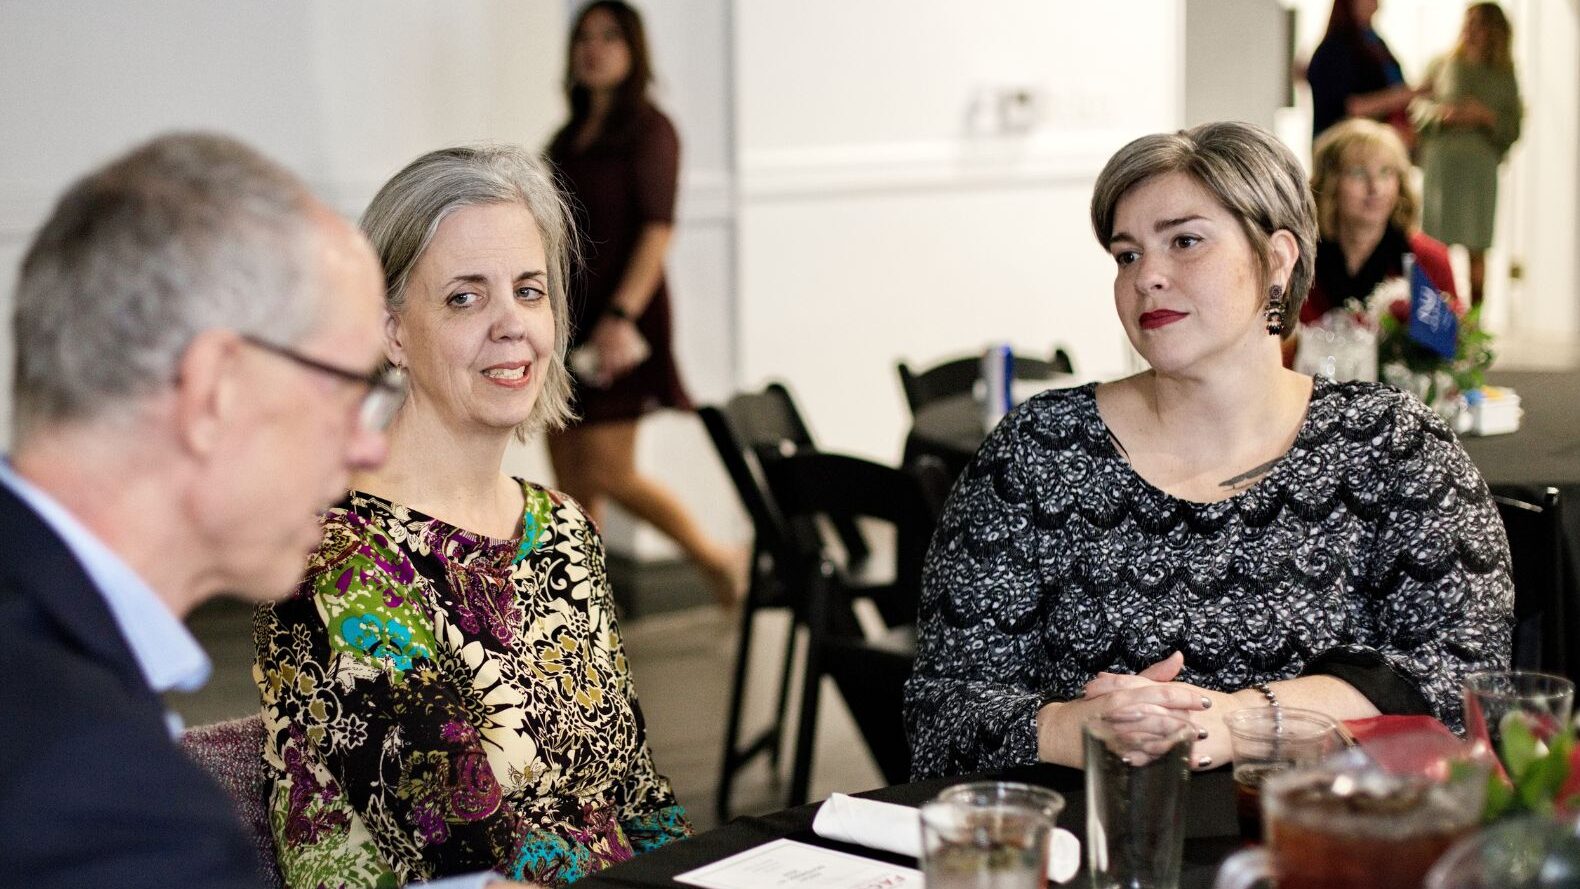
548, 104, 693, 425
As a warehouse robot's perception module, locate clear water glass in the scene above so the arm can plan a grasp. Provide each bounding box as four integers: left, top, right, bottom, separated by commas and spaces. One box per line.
1084, 713, 1194, 889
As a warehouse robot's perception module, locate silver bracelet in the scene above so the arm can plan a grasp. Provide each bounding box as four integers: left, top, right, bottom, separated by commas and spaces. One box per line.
1254, 682, 1284, 731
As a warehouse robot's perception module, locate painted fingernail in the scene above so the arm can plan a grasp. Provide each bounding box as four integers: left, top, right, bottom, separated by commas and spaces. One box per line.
1201, 696, 1213, 709
1121, 754, 1134, 766
1197, 728, 1210, 741
1197, 755, 1213, 768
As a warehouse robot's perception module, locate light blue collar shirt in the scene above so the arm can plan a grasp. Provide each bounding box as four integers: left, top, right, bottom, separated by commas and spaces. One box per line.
0, 461, 493, 889
0, 460, 209, 732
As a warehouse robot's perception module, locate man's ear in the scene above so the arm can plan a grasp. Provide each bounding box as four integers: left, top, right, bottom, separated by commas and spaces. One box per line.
173, 330, 242, 457
383, 310, 405, 369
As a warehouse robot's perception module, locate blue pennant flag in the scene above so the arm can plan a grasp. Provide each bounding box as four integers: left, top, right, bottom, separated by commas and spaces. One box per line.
1407, 259, 1458, 359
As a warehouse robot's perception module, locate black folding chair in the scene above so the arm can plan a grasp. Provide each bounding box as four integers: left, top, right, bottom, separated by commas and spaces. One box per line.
896, 347, 1075, 416
1491, 486, 1569, 675
700, 383, 870, 820
764, 451, 945, 801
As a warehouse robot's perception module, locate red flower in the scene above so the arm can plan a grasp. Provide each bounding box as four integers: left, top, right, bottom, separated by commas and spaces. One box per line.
1557, 744, 1580, 814
1388, 298, 1411, 325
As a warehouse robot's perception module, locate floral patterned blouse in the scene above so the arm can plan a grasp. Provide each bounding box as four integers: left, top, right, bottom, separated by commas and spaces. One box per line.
253, 482, 689, 887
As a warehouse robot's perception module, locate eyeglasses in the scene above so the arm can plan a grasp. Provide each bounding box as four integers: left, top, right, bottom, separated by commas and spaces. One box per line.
1340, 164, 1400, 185
240, 334, 406, 432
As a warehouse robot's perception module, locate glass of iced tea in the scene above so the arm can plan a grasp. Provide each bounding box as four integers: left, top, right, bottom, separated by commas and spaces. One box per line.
1213, 745, 1489, 889
918, 781, 1064, 889
1225, 707, 1344, 841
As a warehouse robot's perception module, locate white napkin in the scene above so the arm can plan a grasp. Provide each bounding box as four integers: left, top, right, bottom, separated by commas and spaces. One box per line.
811, 792, 1081, 884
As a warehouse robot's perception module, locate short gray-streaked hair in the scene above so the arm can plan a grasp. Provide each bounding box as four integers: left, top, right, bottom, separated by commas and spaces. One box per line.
360, 144, 575, 437
1090, 121, 1318, 337
12, 132, 322, 442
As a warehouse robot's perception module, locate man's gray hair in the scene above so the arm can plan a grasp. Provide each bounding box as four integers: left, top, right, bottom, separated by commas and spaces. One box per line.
1090, 121, 1318, 338
361, 144, 576, 437
12, 132, 322, 441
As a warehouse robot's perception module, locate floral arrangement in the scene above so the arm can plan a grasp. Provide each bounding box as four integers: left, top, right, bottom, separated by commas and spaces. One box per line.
1479, 719, 1580, 821
1357, 276, 1496, 412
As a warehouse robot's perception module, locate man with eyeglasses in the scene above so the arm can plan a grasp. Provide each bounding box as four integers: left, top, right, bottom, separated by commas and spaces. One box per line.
0, 134, 534, 889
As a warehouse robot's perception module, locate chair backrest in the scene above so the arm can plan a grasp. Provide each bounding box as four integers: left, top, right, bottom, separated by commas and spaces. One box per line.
897, 357, 979, 415
1491, 486, 1566, 675
766, 451, 943, 786
700, 382, 869, 576
905, 453, 957, 520
765, 451, 940, 632
897, 348, 1076, 415
179, 713, 283, 889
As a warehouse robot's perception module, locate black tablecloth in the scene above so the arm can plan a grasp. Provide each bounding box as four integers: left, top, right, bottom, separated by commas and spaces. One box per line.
581, 764, 1239, 888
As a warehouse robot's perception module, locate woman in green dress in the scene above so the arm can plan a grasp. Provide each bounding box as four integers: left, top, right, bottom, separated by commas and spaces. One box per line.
1412, 2, 1522, 305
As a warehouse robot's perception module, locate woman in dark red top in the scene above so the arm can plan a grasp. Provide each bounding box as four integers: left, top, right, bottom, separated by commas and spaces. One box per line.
1304, 118, 1458, 325
546, 0, 738, 605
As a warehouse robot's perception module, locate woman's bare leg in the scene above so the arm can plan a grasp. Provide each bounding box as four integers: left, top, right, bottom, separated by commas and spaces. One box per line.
548, 418, 741, 605
547, 425, 607, 528
1469, 249, 1486, 307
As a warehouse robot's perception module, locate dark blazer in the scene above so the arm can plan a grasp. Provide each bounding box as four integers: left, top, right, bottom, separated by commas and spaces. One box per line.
0, 481, 260, 888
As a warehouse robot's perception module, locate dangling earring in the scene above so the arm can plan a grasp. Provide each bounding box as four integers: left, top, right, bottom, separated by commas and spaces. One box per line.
1265, 284, 1285, 336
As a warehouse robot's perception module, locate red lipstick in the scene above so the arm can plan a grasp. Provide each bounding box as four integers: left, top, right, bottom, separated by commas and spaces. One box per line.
1139, 310, 1186, 330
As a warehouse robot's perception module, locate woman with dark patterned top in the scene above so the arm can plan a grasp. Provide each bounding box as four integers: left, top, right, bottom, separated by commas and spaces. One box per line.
904, 122, 1513, 781
253, 145, 689, 888
544, 1, 739, 607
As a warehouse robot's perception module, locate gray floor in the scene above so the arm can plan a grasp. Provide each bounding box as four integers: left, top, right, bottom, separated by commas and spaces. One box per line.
166, 566, 884, 833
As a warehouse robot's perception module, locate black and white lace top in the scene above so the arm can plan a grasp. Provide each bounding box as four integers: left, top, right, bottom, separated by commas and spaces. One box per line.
904, 378, 1513, 780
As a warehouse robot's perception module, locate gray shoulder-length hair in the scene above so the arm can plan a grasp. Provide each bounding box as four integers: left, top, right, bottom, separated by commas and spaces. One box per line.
12, 132, 320, 443
360, 143, 577, 437
1089, 121, 1318, 338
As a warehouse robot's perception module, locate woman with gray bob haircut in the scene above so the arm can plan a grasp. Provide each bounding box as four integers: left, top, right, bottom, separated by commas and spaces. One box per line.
254, 143, 690, 887
362, 143, 576, 437
906, 121, 1510, 780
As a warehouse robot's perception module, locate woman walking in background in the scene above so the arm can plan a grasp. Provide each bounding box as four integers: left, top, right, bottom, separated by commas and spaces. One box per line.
1413, 2, 1523, 305
546, 0, 739, 606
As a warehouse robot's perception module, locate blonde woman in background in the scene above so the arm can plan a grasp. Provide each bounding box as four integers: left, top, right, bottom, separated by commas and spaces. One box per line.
1302, 119, 1459, 325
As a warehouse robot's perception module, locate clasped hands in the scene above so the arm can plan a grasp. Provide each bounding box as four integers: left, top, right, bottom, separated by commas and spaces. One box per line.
1077, 651, 1251, 770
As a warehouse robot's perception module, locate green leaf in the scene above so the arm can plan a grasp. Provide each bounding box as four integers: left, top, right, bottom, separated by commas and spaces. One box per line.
1517, 753, 1561, 815
1502, 714, 1541, 782
1484, 772, 1515, 822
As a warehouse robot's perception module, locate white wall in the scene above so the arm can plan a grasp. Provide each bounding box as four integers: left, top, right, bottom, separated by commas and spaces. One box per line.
0, 0, 565, 460
732, 0, 1183, 462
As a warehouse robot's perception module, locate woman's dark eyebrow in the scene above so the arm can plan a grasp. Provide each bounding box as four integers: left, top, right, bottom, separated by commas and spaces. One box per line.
1155, 214, 1207, 231
1108, 214, 1210, 246
443, 270, 547, 286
